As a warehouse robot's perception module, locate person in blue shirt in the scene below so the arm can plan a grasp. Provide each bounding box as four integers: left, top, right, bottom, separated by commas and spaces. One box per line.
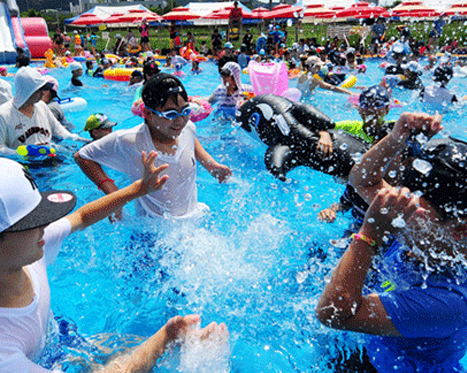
317, 111, 467, 372
429, 13, 446, 52
255, 33, 267, 54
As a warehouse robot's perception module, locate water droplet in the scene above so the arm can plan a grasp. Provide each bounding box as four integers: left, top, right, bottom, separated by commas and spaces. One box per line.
368, 217, 375, 223
304, 193, 312, 201
380, 208, 389, 215
392, 215, 406, 228
412, 159, 433, 175
352, 152, 363, 164
296, 271, 308, 284
340, 143, 348, 151
389, 170, 397, 178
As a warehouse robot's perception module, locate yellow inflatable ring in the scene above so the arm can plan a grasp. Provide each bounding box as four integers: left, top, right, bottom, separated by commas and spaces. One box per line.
341, 75, 357, 89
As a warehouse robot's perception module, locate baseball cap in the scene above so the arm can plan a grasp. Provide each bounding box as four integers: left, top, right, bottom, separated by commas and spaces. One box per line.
13, 67, 52, 109
131, 69, 143, 78
0, 158, 76, 233
359, 85, 390, 106
433, 65, 453, 83
305, 56, 323, 68
101, 58, 110, 65
44, 75, 60, 100
402, 137, 467, 219
224, 42, 234, 49
84, 113, 117, 132
69, 61, 83, 72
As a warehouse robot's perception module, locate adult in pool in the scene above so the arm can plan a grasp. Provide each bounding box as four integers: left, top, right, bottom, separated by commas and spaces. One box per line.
75, 73, 232, 219
234, 93, 369, 181
0, 155, 228, 372
317, 112, 467, 372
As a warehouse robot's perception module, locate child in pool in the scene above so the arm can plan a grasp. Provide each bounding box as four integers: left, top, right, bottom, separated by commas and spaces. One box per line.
85, 60, 94, 76
191, 60, 203, 75
173, 63, 185, 78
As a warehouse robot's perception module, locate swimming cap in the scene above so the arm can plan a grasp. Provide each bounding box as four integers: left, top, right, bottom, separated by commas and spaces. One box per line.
402, 137, 467, 219
142, 73, 187, 110
359, 85, 390, 105
434, 65, 453, 83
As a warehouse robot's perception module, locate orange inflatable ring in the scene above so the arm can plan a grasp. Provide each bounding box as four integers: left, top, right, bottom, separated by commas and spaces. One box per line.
104, 68, 142, 82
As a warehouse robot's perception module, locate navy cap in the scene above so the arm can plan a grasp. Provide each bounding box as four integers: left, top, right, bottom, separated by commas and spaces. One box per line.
359, 85, 390, 105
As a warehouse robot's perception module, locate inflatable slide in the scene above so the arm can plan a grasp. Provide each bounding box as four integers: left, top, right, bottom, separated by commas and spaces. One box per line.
0, 0, 17, 64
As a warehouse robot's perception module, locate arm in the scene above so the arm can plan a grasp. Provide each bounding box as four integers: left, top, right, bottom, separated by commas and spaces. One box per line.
74, 151, 119, 195
67, 151, 168, 233
194, 137, 232, 183
313, 77, 353, 95
316, 187, 421, 335
349, 112, 443, 204
317, 202, 347, 223
316, 130, 333, 157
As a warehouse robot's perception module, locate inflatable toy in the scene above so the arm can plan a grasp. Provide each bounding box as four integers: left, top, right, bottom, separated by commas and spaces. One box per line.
65, 56, 75, 63
234, 94, 369, 181
74, 56, 87, 62
17, 144, 56, 159
128, 45, 142, 54
248, 61, 301, 102
57, 97, 87, 113
314, 72, 357, 88
44, 49, 55, 68
105, 54, 120, 64
104, 68, 142, 82
341, 75, 357, 89
188, 96, 213, 122
288, 68, 301, 79
61, 57, 68, 68
36, 67, 49, 75
242, 68, 249, 74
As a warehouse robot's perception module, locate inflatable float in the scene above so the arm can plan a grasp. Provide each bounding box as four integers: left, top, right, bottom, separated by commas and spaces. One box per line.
248, 61, 301, 102
57, 97, 87, 113
104, 68, 142, 82
234, 94, 369, 181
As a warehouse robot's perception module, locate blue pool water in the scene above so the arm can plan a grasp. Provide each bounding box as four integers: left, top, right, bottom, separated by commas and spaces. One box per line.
5, 59, 467, 371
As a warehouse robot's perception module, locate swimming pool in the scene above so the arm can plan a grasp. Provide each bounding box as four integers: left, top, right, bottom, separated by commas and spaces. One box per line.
7, 58, 467, 371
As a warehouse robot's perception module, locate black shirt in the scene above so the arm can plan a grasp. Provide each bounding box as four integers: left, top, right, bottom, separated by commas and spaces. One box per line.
71, 77, 83, 86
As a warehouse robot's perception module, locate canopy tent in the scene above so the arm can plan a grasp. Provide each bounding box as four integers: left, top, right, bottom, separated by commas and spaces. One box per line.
263, 4, 304, 19
71, 13, 105, 25
188, 1, 253, 25
162, 7, 201, 21
444, 1, 467, 16
391, 1, 440, 17
65, 5, 149, 25
202, 6, 255, 19
250, 7, 270, 19
110, 10, 163, 23
302, 4, 336, 19
335, 1, 390, 19
295, 0, 355, 9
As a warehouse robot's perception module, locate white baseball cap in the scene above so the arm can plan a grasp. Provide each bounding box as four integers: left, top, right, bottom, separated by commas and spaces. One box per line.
69, 61, 83, 72
0, 158, 76, 233
13, 67, 51, 109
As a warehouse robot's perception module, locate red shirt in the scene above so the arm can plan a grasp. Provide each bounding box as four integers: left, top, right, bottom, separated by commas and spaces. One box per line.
229, 7, 242, 19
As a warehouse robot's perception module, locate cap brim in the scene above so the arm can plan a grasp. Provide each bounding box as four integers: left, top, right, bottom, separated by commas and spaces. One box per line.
99, 120, 117, 129
5, 191, 76, 232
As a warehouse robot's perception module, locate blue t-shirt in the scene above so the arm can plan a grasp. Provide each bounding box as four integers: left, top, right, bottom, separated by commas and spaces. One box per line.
365, 240, 467, 372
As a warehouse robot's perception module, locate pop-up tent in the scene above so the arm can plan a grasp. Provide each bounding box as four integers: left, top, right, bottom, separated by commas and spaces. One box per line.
65, 5, 151, 25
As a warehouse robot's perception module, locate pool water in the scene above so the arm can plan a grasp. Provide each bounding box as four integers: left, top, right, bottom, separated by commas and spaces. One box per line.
6, 58, 467, 372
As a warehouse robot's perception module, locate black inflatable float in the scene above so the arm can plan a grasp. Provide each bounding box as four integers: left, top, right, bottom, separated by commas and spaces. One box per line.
234, 94, 370, 181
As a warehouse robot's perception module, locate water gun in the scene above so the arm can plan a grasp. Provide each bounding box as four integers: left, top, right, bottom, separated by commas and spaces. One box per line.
17, 144, 56, 158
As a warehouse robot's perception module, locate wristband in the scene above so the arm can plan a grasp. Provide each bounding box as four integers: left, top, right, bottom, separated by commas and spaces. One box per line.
351, 233, 377, 250
97, 178, 114, 190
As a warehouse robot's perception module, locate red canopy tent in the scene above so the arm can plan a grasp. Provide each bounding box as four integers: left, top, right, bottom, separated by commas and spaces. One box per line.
72, 13, 105, 25
263, 4, 304, 19
113, 9, 163, 23
162, 7, 201, 21
335, 1, 390, 19
444, 1, 467, 16
250, 7, 270, 19
391, 1, 440, 17
104, 12, 124, 24
302, 4, 336, 19
203, 6, 254, 20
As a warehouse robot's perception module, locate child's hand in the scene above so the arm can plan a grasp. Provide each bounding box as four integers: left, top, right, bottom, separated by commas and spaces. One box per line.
209, 162, 232, 183
140, 151, 169, 194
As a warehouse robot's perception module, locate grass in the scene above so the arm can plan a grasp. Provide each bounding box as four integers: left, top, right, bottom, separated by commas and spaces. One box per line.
59, 18, 467, 54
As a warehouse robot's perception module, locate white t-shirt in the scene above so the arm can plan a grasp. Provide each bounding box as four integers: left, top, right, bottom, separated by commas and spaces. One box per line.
0, 101, 74, 155
0, 218, 71, 373
78, 122, 204, 218
0, 79, 13, 106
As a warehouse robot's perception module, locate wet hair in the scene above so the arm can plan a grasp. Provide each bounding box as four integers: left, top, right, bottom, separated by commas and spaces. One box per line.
434, 65, 453, 84
402, 137, 467, 220
16, 53, 30, 67
143, 60, 160, 82
142, 73, 188, 110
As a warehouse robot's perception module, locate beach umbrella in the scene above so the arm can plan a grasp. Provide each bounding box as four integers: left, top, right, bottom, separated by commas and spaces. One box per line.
115, 10, 163, 23
72, 13, 105, 25
391, 1, 440, 17
263, 4, 304, 19
302, 4, 336, 19
335, 1, 390, 19
163, 7, 201, 21
250, 7, 270, 19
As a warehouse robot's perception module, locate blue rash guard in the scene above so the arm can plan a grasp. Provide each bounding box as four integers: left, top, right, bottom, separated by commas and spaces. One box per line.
365, 240, 467, 372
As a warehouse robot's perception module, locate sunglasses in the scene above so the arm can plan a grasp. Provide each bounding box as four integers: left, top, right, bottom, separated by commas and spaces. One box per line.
359, 100, 388, 109
147, 104, 192, 120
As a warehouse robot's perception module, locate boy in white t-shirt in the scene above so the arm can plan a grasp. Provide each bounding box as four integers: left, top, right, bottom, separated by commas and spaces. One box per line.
0, 156, 228, 373
75, 73, 232, 219
421, 65, 458, 109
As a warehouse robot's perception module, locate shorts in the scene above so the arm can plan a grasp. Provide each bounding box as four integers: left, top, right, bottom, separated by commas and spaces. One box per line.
141, 36, 149, 43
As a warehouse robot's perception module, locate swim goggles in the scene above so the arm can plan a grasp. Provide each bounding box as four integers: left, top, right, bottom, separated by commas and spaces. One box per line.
146, 104, 192, 120
359, 99, 389, 109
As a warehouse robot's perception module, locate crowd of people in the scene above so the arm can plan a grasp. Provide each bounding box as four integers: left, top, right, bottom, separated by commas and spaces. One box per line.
1, 11, 467, 372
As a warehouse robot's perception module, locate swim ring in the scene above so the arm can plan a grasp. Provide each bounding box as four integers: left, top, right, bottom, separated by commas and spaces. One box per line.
128, 45, 142, 54
58, 97, 87, 113
341, 75, 357, 89
74, 56, 87, 62
104, 68, 142, 82
288, 69, 301, 79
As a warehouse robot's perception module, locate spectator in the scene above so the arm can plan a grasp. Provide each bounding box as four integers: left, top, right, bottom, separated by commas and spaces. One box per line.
228, 1, 243, 41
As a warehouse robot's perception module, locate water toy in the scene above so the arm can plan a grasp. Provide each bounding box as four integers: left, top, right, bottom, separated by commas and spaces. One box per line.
341, 75, 357, 89
242, 68, 249, 74
188, 96, 213, 122
288, 68, 301, 79
44, 49, 55, 68
74, 56, 87, 62
17, 144, 56, 158
61, 57, 68, 68
105, 54, 121, 63
313, 72, 357, 88
234, 94, 369, 181
104, 68, 142, 82
57, 97, 87, 113
128, 45, 142, 54
248, 61, 301, 102
36, 67, 49, 75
